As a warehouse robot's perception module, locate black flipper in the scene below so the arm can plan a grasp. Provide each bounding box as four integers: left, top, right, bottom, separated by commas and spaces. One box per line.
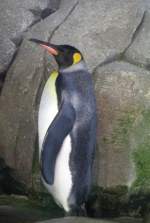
41, 101, 75, 185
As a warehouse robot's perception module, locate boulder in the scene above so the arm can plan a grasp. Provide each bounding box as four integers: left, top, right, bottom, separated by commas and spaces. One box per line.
51, 0, 145, 71
144, 213, 150, 223
37, 217, 116, 223
114, 217, 142, 223
94, 61, 150, 189
125, 11, 150, 68
0, 0, 60, 41
0, 37, 16, 75
37, 217, 143, 223
0, 0, 60, 74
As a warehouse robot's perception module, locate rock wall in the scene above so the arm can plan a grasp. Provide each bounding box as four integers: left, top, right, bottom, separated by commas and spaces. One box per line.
0, 0, 61, 91
0, 0, 150, 201
94, 62, 150, 190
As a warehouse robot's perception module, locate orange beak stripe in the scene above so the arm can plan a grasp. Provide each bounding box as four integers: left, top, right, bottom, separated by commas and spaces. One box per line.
40, 44, 58, 56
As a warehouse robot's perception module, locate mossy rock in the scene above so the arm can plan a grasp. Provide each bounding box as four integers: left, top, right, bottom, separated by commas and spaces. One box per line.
131, 109, 150, 191
94, 62, 150, 191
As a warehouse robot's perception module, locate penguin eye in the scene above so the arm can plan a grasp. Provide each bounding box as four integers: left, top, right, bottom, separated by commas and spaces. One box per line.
73, 53, 81, 64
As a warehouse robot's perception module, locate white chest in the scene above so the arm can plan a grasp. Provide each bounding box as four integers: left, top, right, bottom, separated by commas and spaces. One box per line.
38, 71, 59, 153
38, 71, 72, 212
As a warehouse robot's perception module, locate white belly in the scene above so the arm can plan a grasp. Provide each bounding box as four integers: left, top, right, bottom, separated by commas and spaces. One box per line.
38, 71, 72, 212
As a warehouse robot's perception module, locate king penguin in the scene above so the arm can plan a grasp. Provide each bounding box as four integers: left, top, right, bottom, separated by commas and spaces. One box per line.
30, 39, 97, 215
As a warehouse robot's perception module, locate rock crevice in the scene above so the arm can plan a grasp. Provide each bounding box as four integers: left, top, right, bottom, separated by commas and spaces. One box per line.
0, 0, 61, 92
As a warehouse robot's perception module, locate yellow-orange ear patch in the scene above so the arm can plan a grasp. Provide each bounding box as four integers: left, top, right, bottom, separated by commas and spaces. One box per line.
73, 53, 81, 64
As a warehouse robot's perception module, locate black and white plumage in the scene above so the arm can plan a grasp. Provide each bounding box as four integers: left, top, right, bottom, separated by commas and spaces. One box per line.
30, 39, 96, 215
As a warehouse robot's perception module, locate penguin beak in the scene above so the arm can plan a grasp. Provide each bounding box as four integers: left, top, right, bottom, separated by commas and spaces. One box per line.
29, 38, 58, 56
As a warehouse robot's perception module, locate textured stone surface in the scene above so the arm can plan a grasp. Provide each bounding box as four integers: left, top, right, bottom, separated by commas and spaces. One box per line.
114, 217, 142, 223
144, 213, 150, 223
0, 194, 64, 221
0, 0, 60, 74
37, 217, 143, 223
94, 61, 150, 189
51, 0, 145, 71
125, 11, 150, 67
0, 0, 60, 39
37, 217, 116, 223
0, 37, 16, 74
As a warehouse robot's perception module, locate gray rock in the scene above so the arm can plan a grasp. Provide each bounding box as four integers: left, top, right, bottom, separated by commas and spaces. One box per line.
144, 213, 150, 223
0, 1, 34, 39
94, 61, 150, 188
37, 217, 143, 223
51, 0, 145, 71
0, 0, 60, 74
0, 0, 60, 39
48, 0, 61, 10
0, 37, 16, 74
114, 217, 142, 223
37, 217, 117, 223
144, 0, 150, 9
125, 11, 150, 67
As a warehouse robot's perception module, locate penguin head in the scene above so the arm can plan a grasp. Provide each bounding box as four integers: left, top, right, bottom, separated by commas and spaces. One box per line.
29, 38, 83, 69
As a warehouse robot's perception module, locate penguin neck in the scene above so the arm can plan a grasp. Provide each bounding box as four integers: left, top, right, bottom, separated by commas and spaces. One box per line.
59, 61, 87, 73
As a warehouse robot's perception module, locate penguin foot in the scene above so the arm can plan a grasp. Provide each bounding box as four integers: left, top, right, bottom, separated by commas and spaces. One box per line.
66, 204, 87, 217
